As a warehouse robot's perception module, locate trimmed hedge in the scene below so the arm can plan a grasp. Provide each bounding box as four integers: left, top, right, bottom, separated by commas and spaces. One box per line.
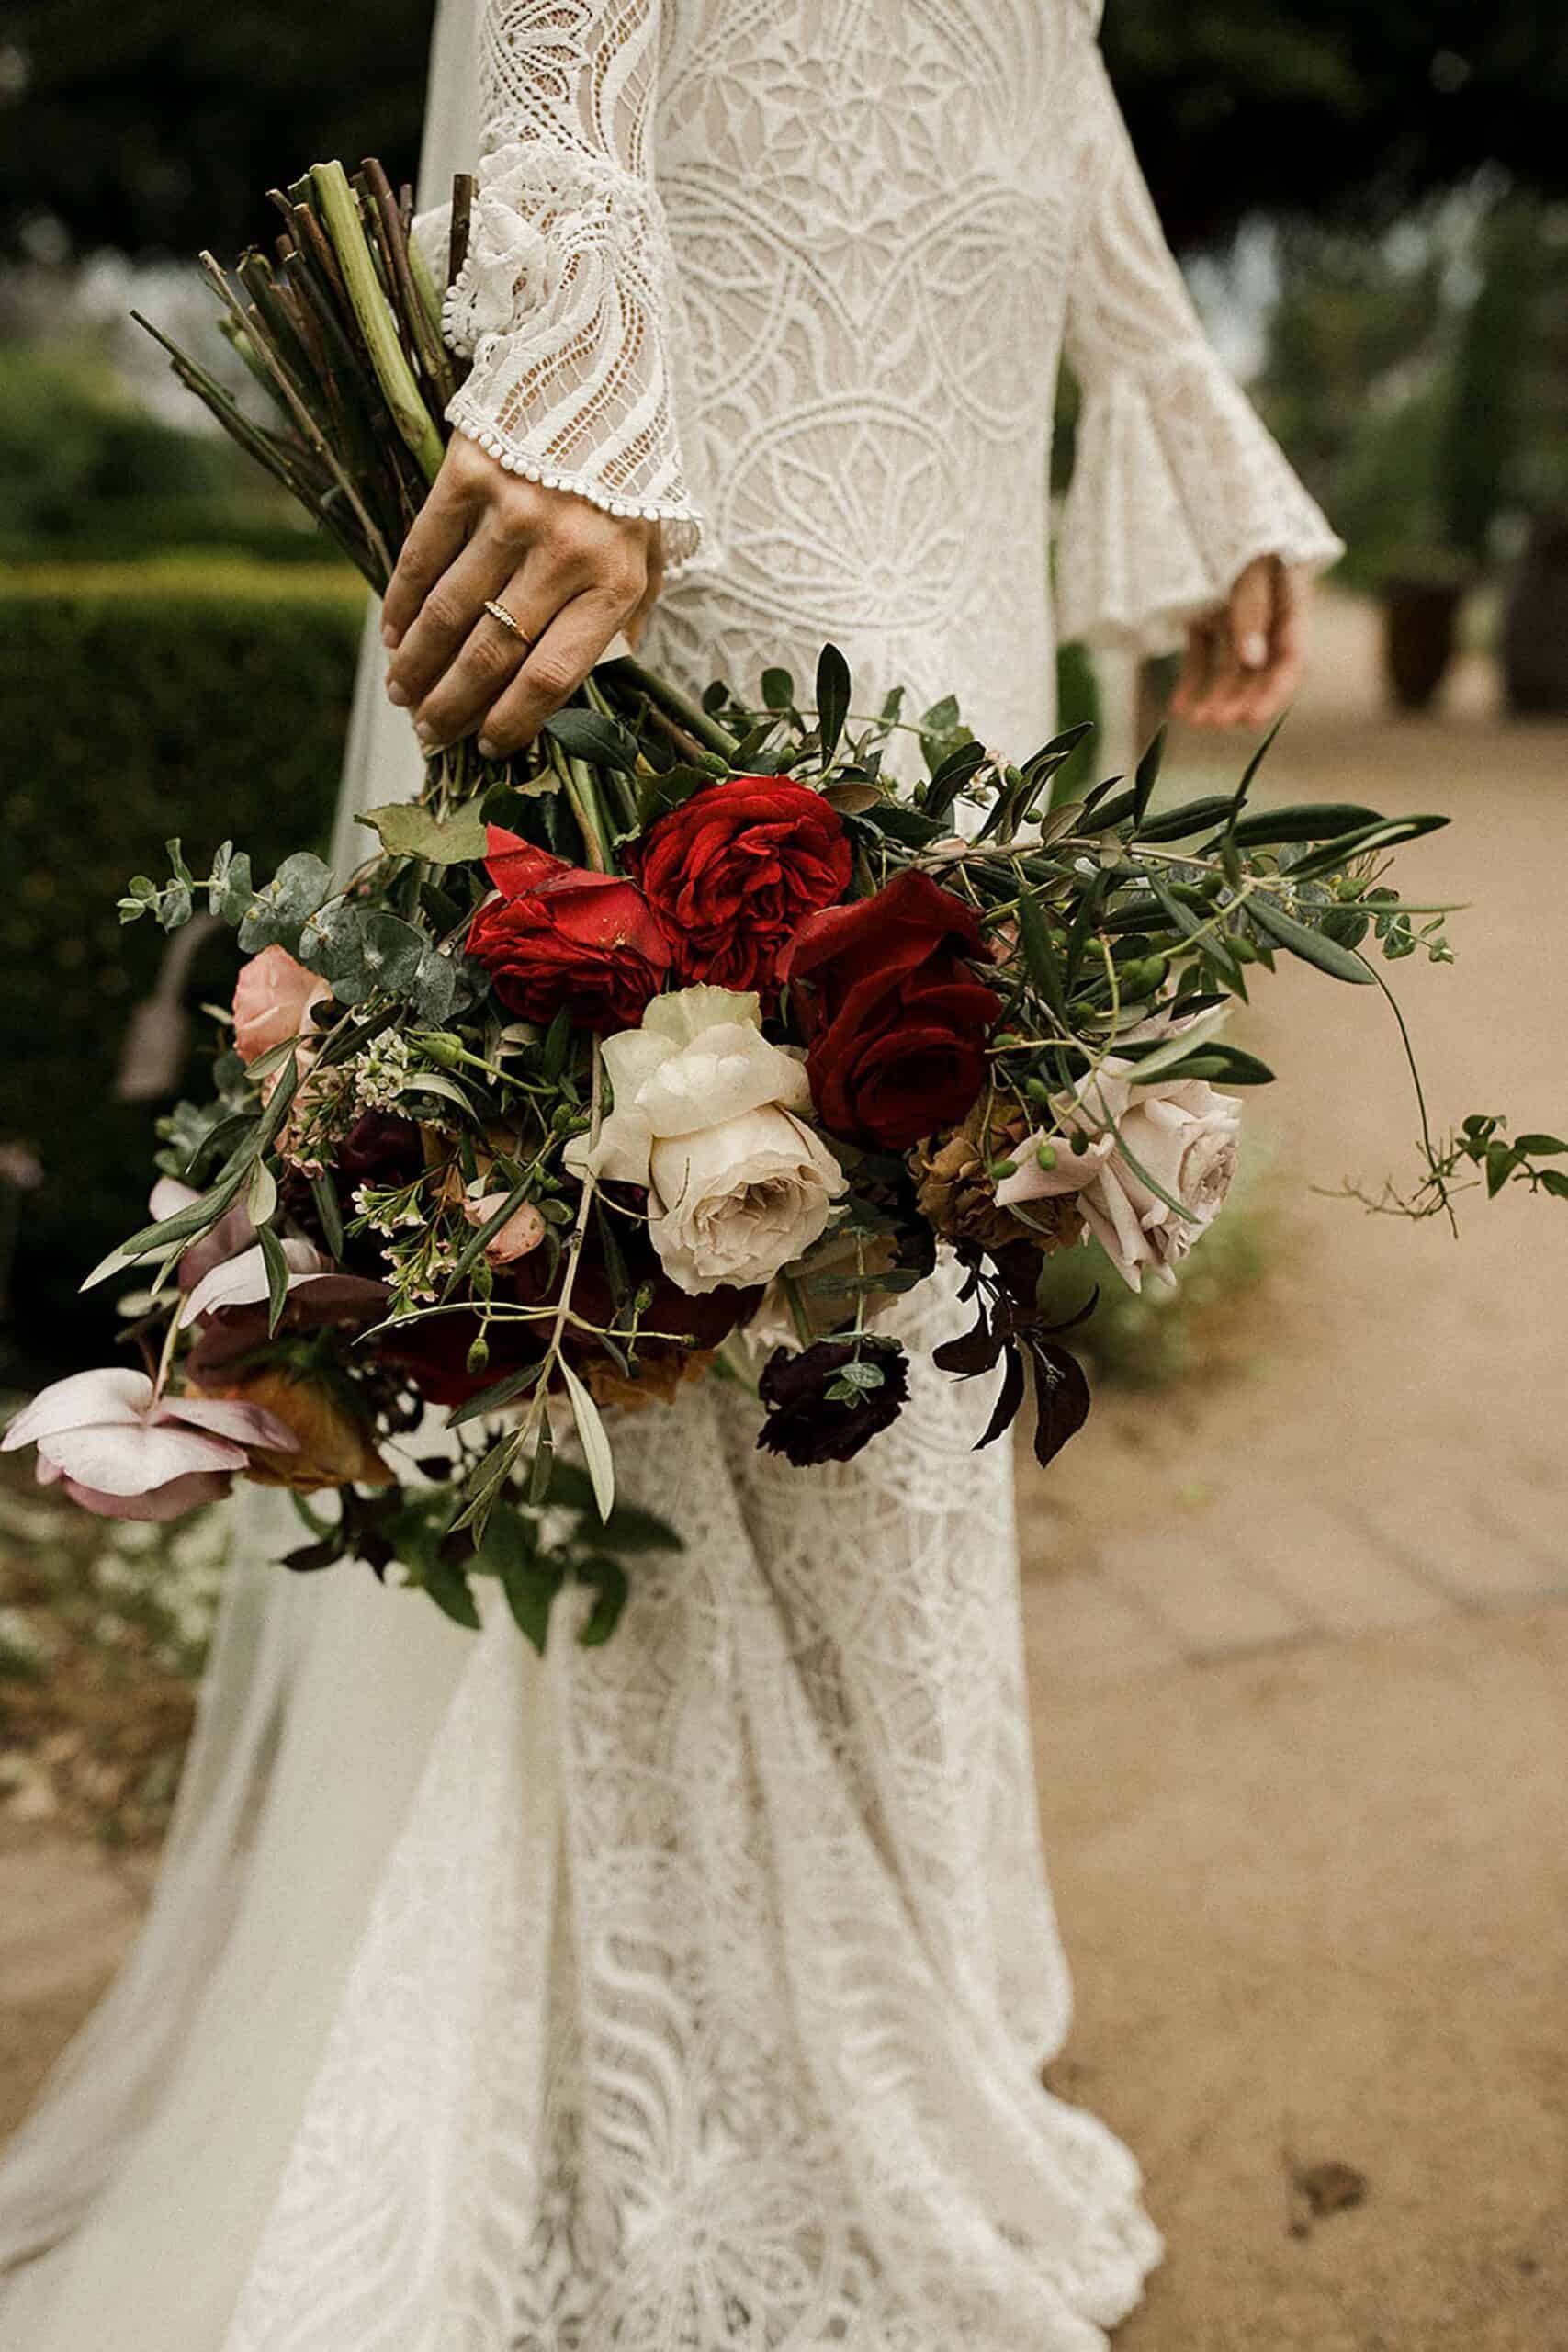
0, 560, 366, 1371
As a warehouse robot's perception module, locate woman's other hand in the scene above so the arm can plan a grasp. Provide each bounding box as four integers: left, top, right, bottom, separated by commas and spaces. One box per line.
381, 435, 663, 758
1170, 555, 1311, 730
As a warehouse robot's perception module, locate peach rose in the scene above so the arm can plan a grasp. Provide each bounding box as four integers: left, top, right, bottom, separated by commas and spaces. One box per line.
232, 945, 331, 1066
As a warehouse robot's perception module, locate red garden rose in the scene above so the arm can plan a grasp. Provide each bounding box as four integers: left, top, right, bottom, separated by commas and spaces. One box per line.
467, 827, 670, 1030
635, 776, 852, 993
778, 870, 1001, 1151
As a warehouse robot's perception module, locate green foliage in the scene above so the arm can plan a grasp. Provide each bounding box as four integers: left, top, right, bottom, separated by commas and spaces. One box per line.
7, 3, 1568, 264
0, 345, 329, 567
1103, 4, 1568, 250
0, 560, 364, 1373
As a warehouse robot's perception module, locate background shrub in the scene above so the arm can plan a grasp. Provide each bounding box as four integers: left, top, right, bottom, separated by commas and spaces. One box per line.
0, 558, 364, 1373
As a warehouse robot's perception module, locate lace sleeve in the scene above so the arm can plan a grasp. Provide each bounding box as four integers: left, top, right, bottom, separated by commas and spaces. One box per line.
440, 0, 702, 560
1056, 46, 1342, 654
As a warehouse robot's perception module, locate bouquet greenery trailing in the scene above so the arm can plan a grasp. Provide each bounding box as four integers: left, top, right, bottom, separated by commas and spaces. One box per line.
6, 160, 1561, 1646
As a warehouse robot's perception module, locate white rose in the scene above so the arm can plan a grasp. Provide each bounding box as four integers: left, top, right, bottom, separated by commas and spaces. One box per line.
566, 988, 848, 1295
997, 1039, 1242, 1294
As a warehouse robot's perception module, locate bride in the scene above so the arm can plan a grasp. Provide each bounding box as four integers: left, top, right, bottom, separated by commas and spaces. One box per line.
0, 4, 1339, 2344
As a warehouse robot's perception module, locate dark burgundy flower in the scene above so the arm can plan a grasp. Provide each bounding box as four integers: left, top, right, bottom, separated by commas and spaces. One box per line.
755, 1334, 910, 1466
778, 870, 1000, 1151
466, 828, 669, 1030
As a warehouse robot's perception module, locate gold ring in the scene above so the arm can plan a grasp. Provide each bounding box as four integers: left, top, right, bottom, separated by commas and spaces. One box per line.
482, 597, 530, 645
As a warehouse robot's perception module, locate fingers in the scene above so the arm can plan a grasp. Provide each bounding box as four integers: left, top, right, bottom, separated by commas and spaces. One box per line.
1169, 621, 1219, 723
385, 532, 520, 715
1228, 555, 1276, 677
626, 529, 665, 652
476, 592, 635, 758
1174, 558, 1311, 731
380, 463, 473, 651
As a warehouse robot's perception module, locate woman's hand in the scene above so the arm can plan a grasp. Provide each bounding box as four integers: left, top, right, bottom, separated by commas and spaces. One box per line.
381, 435, 663, 758
1169, 555, 1311, 731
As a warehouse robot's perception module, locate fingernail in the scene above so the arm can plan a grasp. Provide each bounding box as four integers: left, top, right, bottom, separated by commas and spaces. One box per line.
381, 622, 400, 650
414, 720, 439, 749
476, 738, 499, 760
385, 681, 410, 707
1239, 632, 1268, 671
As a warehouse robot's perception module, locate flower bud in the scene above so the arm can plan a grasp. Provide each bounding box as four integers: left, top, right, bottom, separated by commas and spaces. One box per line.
412, 1031, 466, 1069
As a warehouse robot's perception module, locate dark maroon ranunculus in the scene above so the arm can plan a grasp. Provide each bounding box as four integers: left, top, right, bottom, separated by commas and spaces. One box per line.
777, 870, 1001, 1151
467, 827, 670, 1030
755, 1335, 910, 1466
635, 776, 852, 993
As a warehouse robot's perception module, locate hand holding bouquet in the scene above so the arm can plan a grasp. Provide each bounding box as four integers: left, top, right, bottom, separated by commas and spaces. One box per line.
7, 159, 1562, 1646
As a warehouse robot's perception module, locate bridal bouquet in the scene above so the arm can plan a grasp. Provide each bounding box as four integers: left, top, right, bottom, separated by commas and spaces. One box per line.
7, 161, 1562, 1644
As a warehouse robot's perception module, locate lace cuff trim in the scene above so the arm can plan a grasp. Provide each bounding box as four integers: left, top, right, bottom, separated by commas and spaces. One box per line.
441, 141, 704, 565
1056, 351, 1343, 654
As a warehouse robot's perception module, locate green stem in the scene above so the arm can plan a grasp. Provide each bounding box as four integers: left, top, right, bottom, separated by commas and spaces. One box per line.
602, 654, 739, 758
310, 162, 446, 483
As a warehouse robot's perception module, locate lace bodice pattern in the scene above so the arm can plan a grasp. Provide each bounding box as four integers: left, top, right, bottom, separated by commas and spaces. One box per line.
443, 0, 1340, 726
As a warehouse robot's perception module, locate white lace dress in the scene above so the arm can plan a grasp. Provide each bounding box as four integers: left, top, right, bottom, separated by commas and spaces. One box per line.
0, 6, 1338, 2346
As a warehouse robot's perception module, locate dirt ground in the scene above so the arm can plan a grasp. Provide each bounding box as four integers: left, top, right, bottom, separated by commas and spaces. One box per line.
4, 598, 1566, 2345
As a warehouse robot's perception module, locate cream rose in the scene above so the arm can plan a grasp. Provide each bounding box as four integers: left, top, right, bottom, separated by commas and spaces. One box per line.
997, 1046, 1242, 1294
567, 987, 847, 1295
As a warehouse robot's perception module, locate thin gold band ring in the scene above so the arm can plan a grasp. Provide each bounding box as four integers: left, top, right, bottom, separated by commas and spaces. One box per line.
482, 597, 531, 647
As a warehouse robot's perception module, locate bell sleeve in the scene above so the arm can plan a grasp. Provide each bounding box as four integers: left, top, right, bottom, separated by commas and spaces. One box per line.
1057, 45, 1342, 652
435, 0, 703, 561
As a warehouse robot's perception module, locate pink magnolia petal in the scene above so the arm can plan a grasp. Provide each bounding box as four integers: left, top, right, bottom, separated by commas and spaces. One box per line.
180, 1238, 327, 1327
161, 1396, 299, 1453
37, 1419, 250, 1496
150, 1176, 200, 1221
177, 1199, 258, 1292
61, 1470, 233, 1522
34, 1455, 63, 1487
3, 1368, 153, 1453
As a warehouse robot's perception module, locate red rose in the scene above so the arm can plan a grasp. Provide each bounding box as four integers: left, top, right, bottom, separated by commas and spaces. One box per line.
635, 776, 852, 993
467, 828, 670, 1030
779, 870, 1001, 1151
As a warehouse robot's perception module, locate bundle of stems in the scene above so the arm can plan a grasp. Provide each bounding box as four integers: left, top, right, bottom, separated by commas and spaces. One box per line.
135, 159, 469, 593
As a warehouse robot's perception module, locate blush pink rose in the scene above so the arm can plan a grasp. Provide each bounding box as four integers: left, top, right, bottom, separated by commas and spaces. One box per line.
232, 946, 331, 1066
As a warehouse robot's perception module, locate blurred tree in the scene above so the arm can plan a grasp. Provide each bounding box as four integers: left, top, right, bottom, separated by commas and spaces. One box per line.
1102, 5, 1568, 251
2, 1, 1567, 261
0, 0, 435, 260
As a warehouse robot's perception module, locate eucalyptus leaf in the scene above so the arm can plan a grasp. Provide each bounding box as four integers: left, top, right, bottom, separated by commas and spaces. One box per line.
237, 851, 333, 953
